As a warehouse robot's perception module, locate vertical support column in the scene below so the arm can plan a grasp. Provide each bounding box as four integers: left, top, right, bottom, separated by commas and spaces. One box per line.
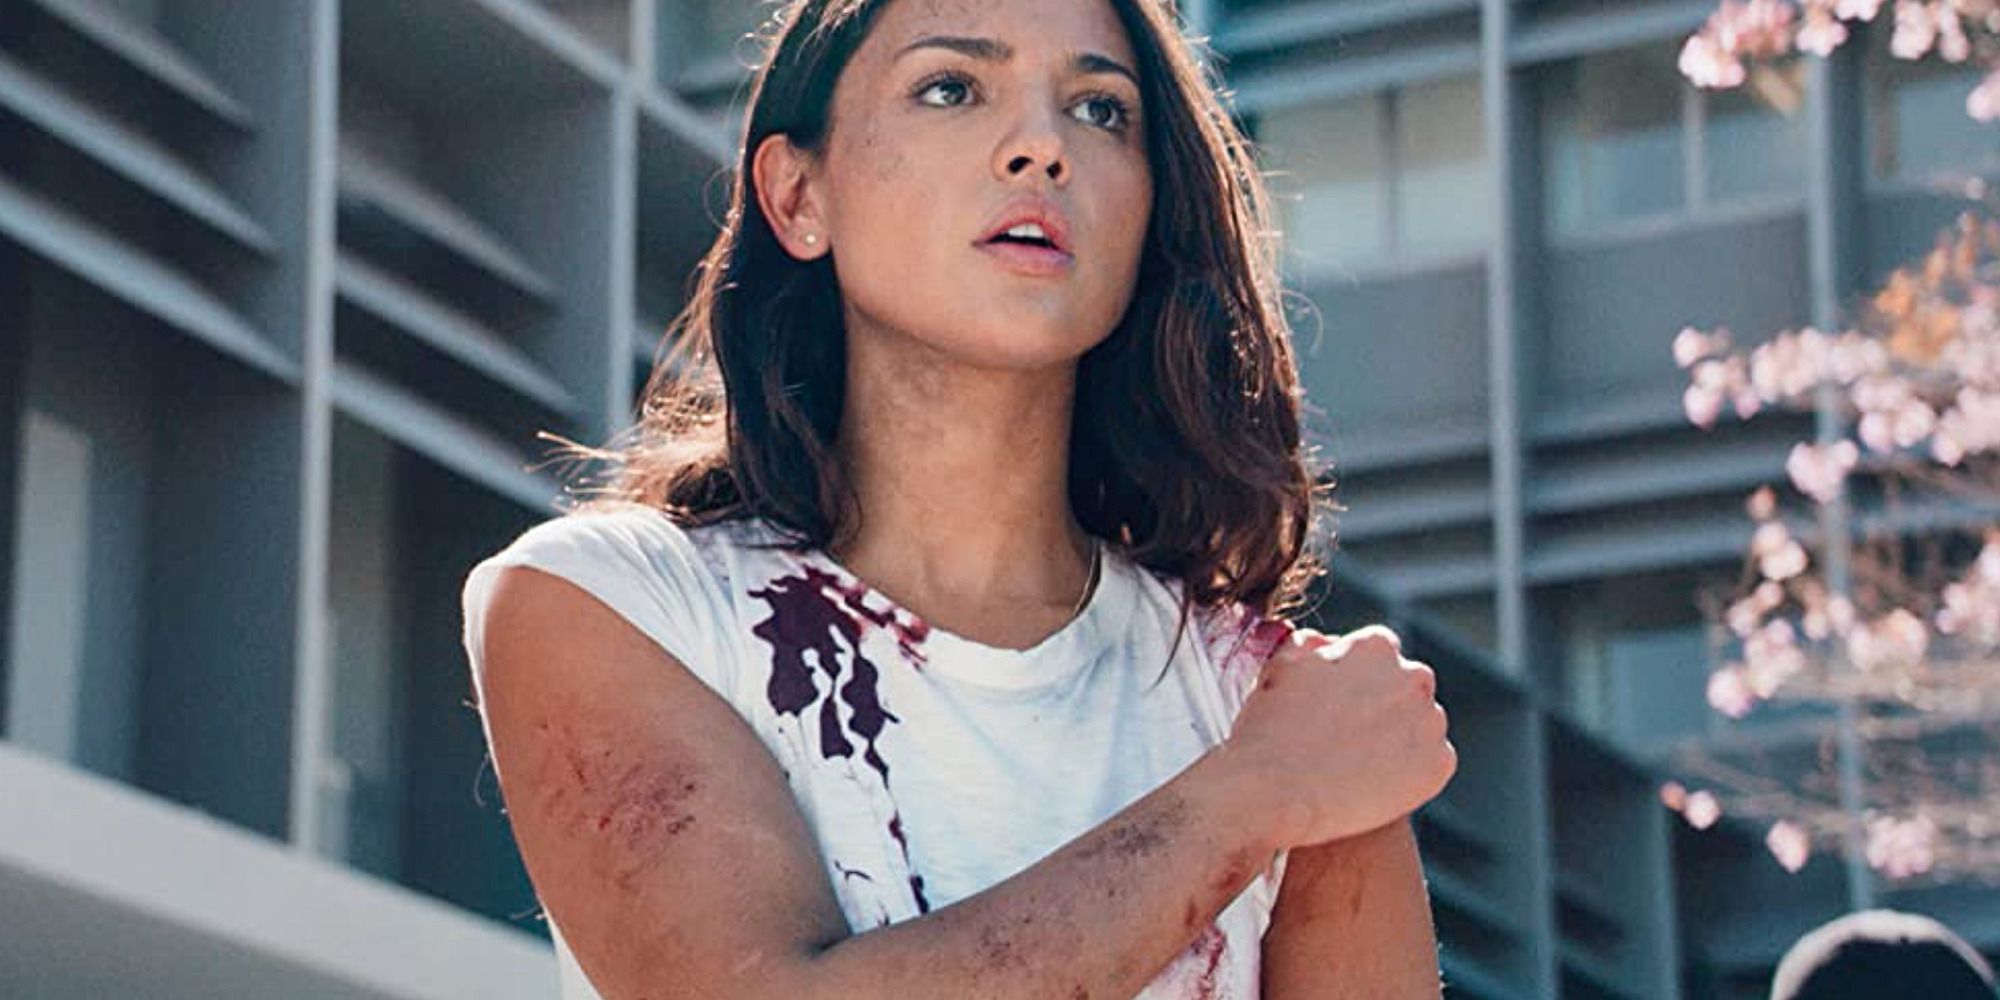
0, 249, 22, 735
1480, 0, 1530, 675
1803, 43, 1875, 912
630, 0, 659, 90
290, 0, 342, 853
1519, 711, 1561, 996
1635, 778, 1686, 998
608, 89, 641, 434
1478, 2, 1556, 989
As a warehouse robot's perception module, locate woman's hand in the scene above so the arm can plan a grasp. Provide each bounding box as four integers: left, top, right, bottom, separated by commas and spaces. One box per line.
1220, 624, 1456, 850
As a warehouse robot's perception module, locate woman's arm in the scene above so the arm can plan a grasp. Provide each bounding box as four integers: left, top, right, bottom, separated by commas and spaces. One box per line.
473, 565, 1282, 1000
1261, 818, 1442, 999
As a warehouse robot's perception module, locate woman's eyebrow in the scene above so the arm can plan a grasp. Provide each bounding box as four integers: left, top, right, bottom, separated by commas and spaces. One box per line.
894, 34, 1140, 90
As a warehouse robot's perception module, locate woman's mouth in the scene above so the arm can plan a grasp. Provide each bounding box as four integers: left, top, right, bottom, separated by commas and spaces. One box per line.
977, 235, 1076, 277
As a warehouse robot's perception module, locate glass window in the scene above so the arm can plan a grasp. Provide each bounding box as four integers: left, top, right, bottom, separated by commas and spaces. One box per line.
1394, 74, 1491, 260
1868, 28, 2000, 180
1603, 624, 1713, 750
1705, 62, 1807, 203
1255, 94, 1391, 271
7, 409, 93, 765
1544, 43, 1687, 231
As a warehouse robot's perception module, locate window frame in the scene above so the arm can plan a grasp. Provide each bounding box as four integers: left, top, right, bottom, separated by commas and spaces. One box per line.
1539, 43, 1808, 251
1860, 23, 2000, 193
1250, 74, 1494, 283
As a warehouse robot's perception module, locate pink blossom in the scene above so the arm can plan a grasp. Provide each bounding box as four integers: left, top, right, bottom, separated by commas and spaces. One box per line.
1797, 8, 1850, 55
1733, 383, 1764, 419
1855, 374, 1937, 453
1890, 399, 1937, 448
1849, 372, 1900, 411
1936, 539, 2000, 646
1761, 539, 1810, 581
1754, 617, 1800, 651
1695, 357, 1738, 394
1729, 595, 1769, 638
1859, 413, 1897, 451
1865, 813, 1937, 879
1833, 0, 1887, 18
1685, 383, 1727, 429
1937, 580, 2000, 646
1752, 521, 1791, 557
1727, 0, 1801, 56
1845, 608, 1930, 671
1674, 326, 1730, 368
1686, 353, 1759, 427
1750, 329, 1838, 402
1931, 388, 2000, 466
1891, 0, 1938, 59
1747, 485, 1779, 520
1827, 331, 1889, 383
1934, 1, 1970, 62
1749, 340, 1797, 401
1786, 440, 1860, 503
1767, 820, 1812, 872
1660, 781, 1690, 812
1803, 594, 1858, 641
1708, 664, 1758, 718
1803, 601, 1835, 640
1745, 619, 1807, 696
1682, 32, 1748, 87
1959, 296, 2000, 342
1971, 70, 2000, 122
1934, 430, 1964, 466
1685, 790, 1724, 829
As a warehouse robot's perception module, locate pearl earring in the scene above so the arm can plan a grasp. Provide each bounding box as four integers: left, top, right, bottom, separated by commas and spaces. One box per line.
803, 233, 819, 246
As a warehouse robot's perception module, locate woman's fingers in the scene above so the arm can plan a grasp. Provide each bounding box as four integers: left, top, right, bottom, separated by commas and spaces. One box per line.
1404, 660, 1436, 702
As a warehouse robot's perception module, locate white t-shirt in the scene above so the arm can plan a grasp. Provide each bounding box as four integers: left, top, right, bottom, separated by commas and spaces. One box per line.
459, 503, 1295, 999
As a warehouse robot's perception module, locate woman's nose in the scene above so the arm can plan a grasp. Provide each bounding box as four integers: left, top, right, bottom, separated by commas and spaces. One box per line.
994, 101, 1068, 185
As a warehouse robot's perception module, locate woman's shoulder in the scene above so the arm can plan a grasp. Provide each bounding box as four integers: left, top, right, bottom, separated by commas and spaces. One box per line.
1120, 558, 1294, 679
461, 501, 757, 698
465, 502, 758, 632
494, 501, 778, 565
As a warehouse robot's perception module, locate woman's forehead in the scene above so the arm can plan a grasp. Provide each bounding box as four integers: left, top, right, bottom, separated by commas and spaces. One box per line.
863, 0, 1138, 66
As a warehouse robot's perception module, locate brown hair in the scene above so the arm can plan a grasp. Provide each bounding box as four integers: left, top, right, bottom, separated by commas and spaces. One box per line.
555, 0, 1335, 619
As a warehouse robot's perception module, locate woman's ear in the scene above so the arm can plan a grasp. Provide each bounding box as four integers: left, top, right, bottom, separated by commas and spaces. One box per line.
751, 133, 831, 261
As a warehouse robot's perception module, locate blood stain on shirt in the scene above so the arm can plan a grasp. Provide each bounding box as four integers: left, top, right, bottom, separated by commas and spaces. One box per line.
749, 567, 900, 782
752, 567, 934, 916
1185, 924, 1229, 1000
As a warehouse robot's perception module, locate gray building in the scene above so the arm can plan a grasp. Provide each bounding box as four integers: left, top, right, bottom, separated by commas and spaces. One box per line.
0, 0, 1991, 998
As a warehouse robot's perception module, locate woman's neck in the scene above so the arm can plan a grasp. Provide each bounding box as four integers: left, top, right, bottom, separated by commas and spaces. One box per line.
828, 327, 1097, 641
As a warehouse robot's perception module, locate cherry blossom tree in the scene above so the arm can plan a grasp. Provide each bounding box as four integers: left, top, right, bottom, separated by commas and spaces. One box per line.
1679, 1, 2000, 120
1660, 3, 2000, 886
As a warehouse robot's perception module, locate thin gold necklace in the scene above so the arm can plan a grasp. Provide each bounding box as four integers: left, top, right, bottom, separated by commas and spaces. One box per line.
1069, 539, 1103, 620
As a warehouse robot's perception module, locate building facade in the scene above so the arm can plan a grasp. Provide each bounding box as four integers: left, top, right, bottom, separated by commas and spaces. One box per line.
0, 0, 1992, 997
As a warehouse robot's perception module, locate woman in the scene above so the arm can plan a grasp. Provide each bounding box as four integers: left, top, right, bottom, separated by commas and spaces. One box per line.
459, 0, 1456, 996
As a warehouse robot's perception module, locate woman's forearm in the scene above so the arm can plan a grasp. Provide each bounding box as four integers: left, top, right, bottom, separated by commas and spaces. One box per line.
1261, 819, 1441, 998
758, 745, 1278, 1000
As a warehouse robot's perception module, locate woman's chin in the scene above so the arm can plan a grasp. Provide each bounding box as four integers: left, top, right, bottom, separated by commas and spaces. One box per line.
852, 304, 1113, 372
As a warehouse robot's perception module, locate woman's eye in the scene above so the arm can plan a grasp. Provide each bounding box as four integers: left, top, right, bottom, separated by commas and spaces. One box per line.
916, 75, 974, 107
1073, 95, 1131, 132
913, 74, 1131, 132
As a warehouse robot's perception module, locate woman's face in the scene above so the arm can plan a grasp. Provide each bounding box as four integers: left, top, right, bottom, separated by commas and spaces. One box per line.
769, 0, 1154, 372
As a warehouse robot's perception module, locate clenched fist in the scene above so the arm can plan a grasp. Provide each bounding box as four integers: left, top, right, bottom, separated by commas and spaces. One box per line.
1221, 624, 1457, 849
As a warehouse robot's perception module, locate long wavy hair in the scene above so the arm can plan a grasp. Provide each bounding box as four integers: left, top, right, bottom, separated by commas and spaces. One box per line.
556, 0, 1336, 619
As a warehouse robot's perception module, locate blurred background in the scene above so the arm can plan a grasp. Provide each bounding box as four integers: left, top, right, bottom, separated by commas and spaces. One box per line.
1, 0, 1995, 997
